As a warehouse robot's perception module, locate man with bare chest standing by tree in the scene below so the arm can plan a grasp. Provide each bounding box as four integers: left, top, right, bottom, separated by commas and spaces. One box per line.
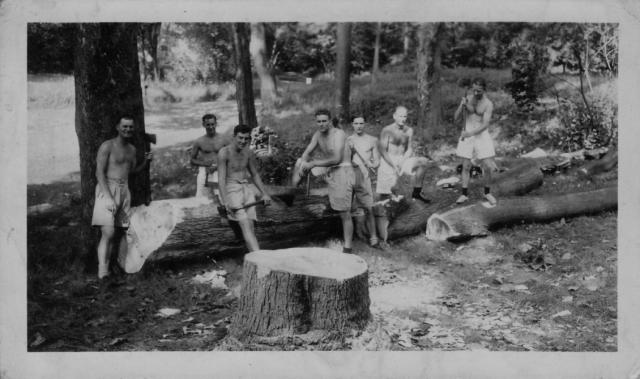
297, 109, 378, 253
218, 124, 272, 252
453, 77, 498, 206
92, 115, 152, 279
191, 114, 228, 199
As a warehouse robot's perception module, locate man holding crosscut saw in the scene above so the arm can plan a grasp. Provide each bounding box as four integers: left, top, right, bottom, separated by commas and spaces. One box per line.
218, 124, 273, 252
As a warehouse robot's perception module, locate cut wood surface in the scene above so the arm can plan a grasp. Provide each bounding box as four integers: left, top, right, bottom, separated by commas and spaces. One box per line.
231, 248, 370, 339
426, 186, 617, 241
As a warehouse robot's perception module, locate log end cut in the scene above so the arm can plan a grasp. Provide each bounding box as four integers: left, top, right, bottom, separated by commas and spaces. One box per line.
232, 248, 371, 339
425, 213, 459, 241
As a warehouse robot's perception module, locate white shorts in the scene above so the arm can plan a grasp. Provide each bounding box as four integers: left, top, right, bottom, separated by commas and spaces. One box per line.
196, 167, 219, 198
375, 156, 423, 195
456, 130, 495, 160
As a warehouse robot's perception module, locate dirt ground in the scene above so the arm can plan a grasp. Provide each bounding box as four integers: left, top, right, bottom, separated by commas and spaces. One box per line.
26, 156, 617, 352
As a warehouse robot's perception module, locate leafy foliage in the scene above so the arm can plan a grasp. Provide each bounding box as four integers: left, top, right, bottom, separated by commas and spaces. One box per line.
254, 140, 306, 185
28, 23, 76, 74
552, 96, 617, 151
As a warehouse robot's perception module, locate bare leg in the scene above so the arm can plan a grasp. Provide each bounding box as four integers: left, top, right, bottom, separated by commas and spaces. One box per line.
237, 218, 260, 251
375, 216, 389, 243
411, 159, 430, 202
97, 226, 115, 279
364, 207, 378, 245
339, 211, 354, 251
460, 158, 472, 189
354, 214, 368, 241
195, 167, 206, 198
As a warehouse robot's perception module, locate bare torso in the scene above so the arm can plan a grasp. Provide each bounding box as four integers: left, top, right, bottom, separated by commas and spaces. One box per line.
348, 133, 378, 167
464, 95, 492, 132
192, 134, 227, 167
221, 145, 252, 181
103, 139, 136, 180
380, 123, 412, 157
315, 128, 352, 166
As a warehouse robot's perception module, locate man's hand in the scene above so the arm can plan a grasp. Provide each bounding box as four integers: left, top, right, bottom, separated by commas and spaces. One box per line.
207, 164, 218, 174
394, 165, 402, 176
107, 199, 118, 213
144, 151, 153, 161
300, 161, 314, 172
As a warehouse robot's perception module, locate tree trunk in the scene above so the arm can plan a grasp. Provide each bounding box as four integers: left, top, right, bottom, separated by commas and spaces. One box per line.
231, 248, 370, 339
416, 22, 444, 141
371, 22, 382, 86
74, 23, 147, 271
576, 149, 617, 178
250, 23, 277, 113
231, 23, 258, 128
426, 187, 617, 241
335, 23, 352, 126
402, 23, 411, 61
146, 23, 161, 81
119, 161, 544, 270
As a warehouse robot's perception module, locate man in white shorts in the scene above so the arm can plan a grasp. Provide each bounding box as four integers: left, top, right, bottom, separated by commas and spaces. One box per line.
454, 77, 498, 205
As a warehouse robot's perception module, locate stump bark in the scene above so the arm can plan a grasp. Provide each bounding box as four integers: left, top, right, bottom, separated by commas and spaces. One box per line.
231, 248, 370, 339
426, 186, 617, 241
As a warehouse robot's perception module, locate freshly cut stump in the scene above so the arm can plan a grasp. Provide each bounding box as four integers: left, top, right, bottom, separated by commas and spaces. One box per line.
231, 248, 370, 339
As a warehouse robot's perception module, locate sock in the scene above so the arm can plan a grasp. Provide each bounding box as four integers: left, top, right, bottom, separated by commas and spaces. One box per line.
412, 187, 422, 197
343, 247, 353, 254
462, 187, 468, 196
484, 187, 490, 195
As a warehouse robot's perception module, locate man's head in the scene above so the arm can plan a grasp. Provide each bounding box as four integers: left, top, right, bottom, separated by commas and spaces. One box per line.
351, 115, 366, 135
233, 124, 252, 150
314, 109, 332, 134
471, 77, 487, 100
116, 115, 135, 139
202, 114, 217, 136
393, 106, 408, 128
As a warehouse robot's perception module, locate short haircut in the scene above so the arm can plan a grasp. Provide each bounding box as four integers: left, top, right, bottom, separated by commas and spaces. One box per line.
351, 115, 365, 123
314, 108, 332, 119
234, 124, 252, 136
394, 106, 407, 115
119, 114, 134, 124
202, 113, 217, 123
471, 77, 487, 89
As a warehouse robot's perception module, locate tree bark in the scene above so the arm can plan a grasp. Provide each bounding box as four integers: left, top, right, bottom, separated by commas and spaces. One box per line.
371, 22, 382, 86
335, 23, 352, 125
250, 23, 278, 113
231, 23, 258, 128
231, 248, 370, 339
416, 22, 445, 141
402, 23, 411, 61
426, 187, 617, 241
74, 23, 147, 270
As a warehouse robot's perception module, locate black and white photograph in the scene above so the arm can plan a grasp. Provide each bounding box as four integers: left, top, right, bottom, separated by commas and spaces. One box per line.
2, 0, 640, 378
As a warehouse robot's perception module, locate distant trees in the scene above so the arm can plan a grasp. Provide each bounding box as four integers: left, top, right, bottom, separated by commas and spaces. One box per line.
416, 23, 445, 140
231, 23, 258, 128
138, 23, 162, 81
250, 23, 278, 112
335, 23, 352, 125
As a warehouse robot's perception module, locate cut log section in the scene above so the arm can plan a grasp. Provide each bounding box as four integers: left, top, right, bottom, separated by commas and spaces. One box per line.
385, 159, 545, 238
576, 149, 617, 178
231, 248, 370, 339
426, 186, 617, 241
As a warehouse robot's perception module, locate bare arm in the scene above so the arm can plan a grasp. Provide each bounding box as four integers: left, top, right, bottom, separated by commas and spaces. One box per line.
454, 94, 468, 122
95, 142, 115, 208
189, 140, 211, 167
300, 133, 318, 162
403, 128, 414, 160
248, 151, 271, 203
132, 147, 151, 173
217, 148, 229, 206
370, 137, 380, 168
378, 128, 396, 168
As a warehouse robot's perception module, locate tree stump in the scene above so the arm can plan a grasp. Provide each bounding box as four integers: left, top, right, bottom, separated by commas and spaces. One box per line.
231, 248, 370, 339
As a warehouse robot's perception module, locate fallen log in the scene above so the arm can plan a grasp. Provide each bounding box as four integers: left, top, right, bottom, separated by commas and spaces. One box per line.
118, 160, 545, 271
230, 248, 370, 340
425, 186, 617, 241
575, 149, 617, 178
385, 159, 545, 238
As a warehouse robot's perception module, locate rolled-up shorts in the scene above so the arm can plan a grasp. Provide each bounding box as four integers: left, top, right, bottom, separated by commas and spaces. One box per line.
456, 130, 495, 160
351, 164, 375, 216
91, 179, 131, 228
375, 156, 423, 195
326, 164, 373, 212
225, 180, 257, 221
196, 167, 219, 198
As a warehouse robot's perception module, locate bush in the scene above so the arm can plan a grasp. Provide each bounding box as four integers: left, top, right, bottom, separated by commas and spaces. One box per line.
552, 96, 617, 151
254, 140, 306, 185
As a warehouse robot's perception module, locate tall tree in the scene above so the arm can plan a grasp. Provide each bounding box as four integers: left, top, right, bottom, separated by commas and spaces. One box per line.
371, 22, 382, 86
416, 22, 445, 140
335, 22, 352, 125
74, 23, 147, 270
402, 23, 412, 61
231, 23, 258, 128
250, 23, 278, 113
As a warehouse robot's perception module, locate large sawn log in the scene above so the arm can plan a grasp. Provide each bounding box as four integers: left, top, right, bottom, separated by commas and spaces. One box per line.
425, 186, 617, 241
231, 248, 370, 339
118, 160, 545, 272
385, 159, 545, 238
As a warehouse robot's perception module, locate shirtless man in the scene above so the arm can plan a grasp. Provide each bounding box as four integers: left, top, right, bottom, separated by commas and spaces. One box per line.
297, 109, 378, 253
453, 77, 498, 205
92, 115, 152, 279
218, 124, 272, 252
191, 114, 228, 199
347, 115, 380, 246
375, 106, 430, 241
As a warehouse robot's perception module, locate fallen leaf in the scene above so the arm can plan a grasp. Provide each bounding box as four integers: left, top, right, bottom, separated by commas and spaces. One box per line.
551, 310, 571, 319
109, 337, 127, 346
156, 308, 181, 318
562, 296, 573, 303
181, 317, 195, 323
514, 284, 529, 291
582, 275, 602, 291
30, 332, 46, 348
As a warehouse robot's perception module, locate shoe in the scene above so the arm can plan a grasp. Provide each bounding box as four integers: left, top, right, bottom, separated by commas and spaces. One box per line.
483, 193, 497, 206
378, 241, 391, 250
369, 237, 379, 247
456, 195, 469, 204
412, 193, 432, 203
343, 247, 353, 254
